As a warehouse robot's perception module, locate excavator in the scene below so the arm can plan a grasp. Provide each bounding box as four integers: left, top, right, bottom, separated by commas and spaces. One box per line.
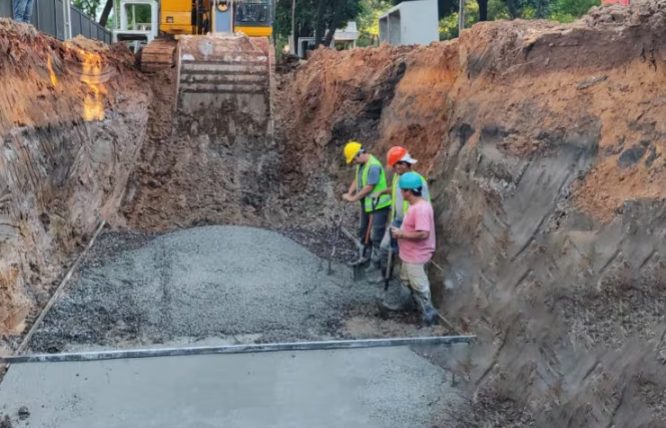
140, 0, 275, 138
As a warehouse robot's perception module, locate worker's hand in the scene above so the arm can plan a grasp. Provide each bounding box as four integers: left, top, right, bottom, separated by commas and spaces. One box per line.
342, 193, 355, 202
390, 227, 401, 238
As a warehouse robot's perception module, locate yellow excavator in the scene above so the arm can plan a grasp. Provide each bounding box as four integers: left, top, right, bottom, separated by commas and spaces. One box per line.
141, 0, 275, 138
141, 0, 274, 71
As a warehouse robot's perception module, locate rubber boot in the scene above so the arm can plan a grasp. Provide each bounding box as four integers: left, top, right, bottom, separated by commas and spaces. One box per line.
412, 290, 439, 326
376, 278, 409, 317
350, 255, 370, 267
365, 262, 384, 284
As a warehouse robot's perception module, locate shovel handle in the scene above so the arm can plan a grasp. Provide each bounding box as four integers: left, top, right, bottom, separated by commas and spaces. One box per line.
364, 197, 382, 244
383, 229, 395, 292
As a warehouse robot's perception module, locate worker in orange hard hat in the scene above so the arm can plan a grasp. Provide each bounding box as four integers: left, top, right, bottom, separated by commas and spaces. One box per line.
367, 146, 430, 284
342, 142, 392, 270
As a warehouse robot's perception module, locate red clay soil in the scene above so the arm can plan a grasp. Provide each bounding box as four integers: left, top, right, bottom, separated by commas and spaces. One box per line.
276, 1, 666, 426
0, 20, 150, 352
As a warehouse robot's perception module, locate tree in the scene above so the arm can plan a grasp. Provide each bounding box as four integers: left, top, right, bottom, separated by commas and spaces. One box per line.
323, 0, 363, 46
478, 0, 488, 20
439, 0, 508, 39
550, 0, 599, 22
439, 0, 598, 39
73, 0, 102, 20
102, 0, 152, 29
497, 0, 577, 20
275, 0, 363, 49
99, 0, 113, 26
357, 0, 392, 46
502, 0, 522, 18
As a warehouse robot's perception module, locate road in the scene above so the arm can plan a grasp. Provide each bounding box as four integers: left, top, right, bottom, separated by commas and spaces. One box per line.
0, 346, 459, 428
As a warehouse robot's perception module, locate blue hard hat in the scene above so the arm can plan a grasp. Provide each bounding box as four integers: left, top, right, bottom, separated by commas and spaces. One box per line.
398, 172, 422, 190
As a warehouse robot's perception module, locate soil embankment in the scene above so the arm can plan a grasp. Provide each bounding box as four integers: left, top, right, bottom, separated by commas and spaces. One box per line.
1, 1, 665, 426
275, 2, 666, 426
0, 21, 150, 352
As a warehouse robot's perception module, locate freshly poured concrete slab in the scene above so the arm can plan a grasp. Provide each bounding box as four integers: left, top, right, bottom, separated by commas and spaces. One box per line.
0, 346, 460, 428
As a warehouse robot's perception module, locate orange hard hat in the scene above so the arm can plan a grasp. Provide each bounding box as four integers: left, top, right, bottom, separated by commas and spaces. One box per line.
387, 146, 408, 168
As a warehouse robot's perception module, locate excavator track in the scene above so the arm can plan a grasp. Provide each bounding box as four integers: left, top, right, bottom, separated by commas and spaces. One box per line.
175, 33, 274, 142
140, 39, 178, 73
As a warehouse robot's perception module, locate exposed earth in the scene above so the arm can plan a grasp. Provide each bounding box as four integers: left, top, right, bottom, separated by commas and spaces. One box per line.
1, 0, 666, 427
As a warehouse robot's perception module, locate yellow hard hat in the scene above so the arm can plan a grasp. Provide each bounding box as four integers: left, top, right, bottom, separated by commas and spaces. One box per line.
343, 142, 362, 164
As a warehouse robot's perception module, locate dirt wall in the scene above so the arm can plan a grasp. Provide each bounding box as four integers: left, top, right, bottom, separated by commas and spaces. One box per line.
121, 38, 283, 231
278, 2, 666, 426
0, 21, 150, 351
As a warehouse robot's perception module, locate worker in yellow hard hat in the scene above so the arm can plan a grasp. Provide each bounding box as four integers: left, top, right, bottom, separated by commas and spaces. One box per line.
342, 142, 392, 268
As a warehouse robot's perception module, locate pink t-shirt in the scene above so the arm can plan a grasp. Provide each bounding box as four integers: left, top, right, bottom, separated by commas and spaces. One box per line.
398, 200, 436, 264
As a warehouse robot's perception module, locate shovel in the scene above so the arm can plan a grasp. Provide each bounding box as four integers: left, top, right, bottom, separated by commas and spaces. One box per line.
376, 232, 398, 318
327, 215, 343, 275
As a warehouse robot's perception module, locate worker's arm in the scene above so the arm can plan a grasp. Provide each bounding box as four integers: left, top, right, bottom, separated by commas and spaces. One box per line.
343, 180, 357, 201
390, 227, 429, 241
371, 188, 391, 200
346, 164, 381, 202
347, 184, 374, 202
347, 180, 356, 195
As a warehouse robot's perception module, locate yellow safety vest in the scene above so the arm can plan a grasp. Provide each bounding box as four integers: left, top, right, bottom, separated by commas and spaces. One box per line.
356, 155, 392, 212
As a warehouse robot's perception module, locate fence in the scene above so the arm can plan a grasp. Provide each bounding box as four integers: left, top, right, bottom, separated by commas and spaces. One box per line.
0, 1, 112, 44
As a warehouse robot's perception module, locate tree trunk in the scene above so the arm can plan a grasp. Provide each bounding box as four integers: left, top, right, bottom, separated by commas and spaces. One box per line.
504, 0, 521, 19
313, 0, 326, 47
322, 19, 337, 47
99, 0, 113, 26
477, 0, 488, 21
291, 0, 297, 54
322, 0, 344, 47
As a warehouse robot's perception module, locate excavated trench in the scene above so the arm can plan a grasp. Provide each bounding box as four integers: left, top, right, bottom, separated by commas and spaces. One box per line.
0, 21, 462, 428
17, 46, 447, 354
2, 1, 666, 426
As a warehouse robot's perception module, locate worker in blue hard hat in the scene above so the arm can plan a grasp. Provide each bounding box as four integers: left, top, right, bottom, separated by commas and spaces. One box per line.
368, 146, 430, 284
389, 172, 439, 326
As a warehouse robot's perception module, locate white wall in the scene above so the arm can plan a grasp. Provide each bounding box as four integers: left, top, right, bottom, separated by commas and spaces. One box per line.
378, 0, 438, 46
402, 0, 438, 45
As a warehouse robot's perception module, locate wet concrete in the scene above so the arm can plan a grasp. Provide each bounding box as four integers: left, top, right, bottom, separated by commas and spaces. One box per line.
0, 347, 459, 428
30, 226, 371, 351
30, 225, 446, 353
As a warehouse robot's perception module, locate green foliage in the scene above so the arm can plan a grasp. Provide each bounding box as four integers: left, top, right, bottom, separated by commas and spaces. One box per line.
275, 0, 363, 46
130, 4, 153, 26
550, 0, 600, 22
73, 0, 102, 19
439, 0, 600, 40
356, 0, 392, 46
103, 0, 152, 29
439, 0, 508, 40
500, 0, 600, 20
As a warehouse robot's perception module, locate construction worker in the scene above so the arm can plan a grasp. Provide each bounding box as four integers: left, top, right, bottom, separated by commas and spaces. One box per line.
369, 146, 429, 281
390, 172, 439, 326
342, 142, 392, 268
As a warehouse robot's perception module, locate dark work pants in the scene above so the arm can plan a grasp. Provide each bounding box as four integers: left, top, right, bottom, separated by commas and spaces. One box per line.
358, 207, 390, 266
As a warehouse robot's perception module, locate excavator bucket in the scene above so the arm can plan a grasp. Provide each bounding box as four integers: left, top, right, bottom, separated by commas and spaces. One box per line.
174, 33, 274, 142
